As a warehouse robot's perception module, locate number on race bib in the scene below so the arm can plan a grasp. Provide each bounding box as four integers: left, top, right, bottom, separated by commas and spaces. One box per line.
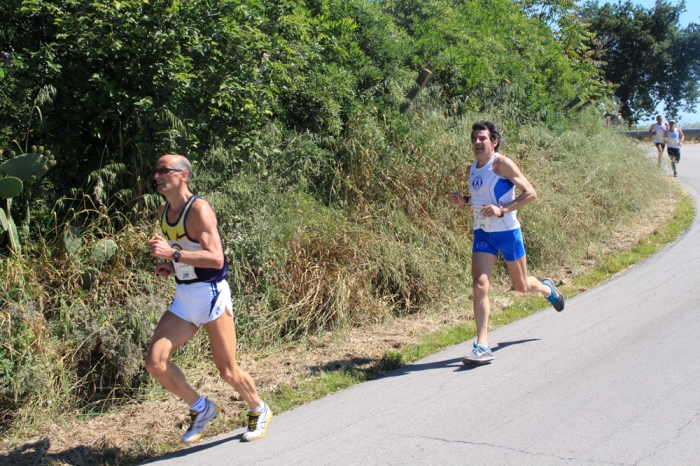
174, 261, 198, 281
474, 210, 490, 230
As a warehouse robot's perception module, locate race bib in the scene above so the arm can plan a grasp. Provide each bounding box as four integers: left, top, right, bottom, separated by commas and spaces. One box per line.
474, 210, 491, 230
174, 261, 198, 281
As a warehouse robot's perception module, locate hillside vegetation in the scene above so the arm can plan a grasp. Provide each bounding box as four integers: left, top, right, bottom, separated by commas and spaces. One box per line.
0, 0, 675, 444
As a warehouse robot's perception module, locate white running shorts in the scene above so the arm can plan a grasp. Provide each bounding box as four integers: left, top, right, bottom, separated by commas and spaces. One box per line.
168, 280, 233, 327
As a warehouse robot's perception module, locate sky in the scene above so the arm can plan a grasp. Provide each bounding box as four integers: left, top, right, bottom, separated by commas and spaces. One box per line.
590, 0, 699, 125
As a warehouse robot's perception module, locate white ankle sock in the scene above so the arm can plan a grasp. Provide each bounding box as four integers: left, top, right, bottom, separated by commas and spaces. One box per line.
190, 396, 207, 413
250, 401, 265, 413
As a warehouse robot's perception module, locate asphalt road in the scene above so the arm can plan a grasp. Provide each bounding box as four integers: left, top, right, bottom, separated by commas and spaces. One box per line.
146, 145, 700, 466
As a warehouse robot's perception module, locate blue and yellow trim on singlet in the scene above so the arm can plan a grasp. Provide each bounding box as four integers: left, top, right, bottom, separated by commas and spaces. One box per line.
161, 195, 197, 242
160, 195, 228, 285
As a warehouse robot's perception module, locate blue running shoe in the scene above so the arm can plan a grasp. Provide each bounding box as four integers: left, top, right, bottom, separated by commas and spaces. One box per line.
542, 278, 565, 312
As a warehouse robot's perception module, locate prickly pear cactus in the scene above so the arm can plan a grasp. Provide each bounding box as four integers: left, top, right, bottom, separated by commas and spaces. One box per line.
5, 288, 26, 303
0, 176, 23, 199
81, 268, 99, 290
7, 216, 21, 254
0, 209, 7, 245
1, 147, 56, 182
91, 239, 117, 265
63, 225, 82, 256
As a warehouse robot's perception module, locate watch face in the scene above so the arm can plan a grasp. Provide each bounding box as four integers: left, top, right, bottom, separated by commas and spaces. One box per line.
174, 251, 181, 261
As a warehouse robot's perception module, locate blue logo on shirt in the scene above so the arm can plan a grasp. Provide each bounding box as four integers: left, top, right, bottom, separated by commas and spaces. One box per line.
472, 176, 483, 190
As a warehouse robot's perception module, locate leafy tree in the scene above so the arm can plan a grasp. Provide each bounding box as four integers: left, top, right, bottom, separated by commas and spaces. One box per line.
388, 0, 609, 115
0, 0, 302, 205
0, 0, 619, 229
581, 0, 700, 122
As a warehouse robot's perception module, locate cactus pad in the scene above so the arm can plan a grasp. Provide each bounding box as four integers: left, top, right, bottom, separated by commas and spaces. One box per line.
5, 288, 26, 302
0, 176, 23, 199
7, 217, 21, 254
64, 225, 82, 256
91, 239, 117, 265
2, 150, 54, 181
81, 268, 99, 290
0, 208, 8, 232
0, 209, 7, 245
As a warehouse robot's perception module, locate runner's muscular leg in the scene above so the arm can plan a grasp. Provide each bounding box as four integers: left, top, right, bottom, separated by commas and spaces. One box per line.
145, 311, 200, 405
506, 254, 551, 297
204, 309, 262, 410
472, 252, 498, 347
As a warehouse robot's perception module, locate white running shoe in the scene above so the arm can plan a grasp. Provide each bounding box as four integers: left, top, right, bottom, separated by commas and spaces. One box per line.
182, 398, 219, 444
242, 401, 273, 442
462, 343, 495, 365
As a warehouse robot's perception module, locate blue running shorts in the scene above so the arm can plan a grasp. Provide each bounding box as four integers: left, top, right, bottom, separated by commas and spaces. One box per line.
473, 228, 526, 262
168, 280, 233, 327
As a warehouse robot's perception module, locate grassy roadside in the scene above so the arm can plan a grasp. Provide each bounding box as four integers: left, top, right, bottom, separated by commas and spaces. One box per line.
264, 194, 695, 416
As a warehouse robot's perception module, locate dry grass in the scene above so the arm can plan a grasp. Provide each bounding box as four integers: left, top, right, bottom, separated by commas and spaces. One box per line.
0, 188, 681, 466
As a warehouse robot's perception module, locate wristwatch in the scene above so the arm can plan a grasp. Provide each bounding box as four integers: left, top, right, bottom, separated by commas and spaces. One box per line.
498, 207, 505, 218
173, 250, 181, 262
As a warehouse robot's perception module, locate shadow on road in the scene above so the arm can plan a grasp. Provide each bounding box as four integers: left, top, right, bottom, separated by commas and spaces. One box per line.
1, 438, 144, 466
1, 430, 246, 466
491, 338, 540, 352
141, 434, 244, 465
452, 339, 541, 372
309, 339, 544, 381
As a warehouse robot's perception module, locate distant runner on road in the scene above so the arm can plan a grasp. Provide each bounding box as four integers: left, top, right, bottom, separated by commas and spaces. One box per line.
665, 120, 685, 177
146, 154, 272, 444
449, 121, 565, 365
649, 115, 668, 166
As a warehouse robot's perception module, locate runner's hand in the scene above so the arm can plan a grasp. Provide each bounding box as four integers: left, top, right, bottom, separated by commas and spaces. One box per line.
449, 192, 469, 206
155, 262, 175, 277
149, 234, 174, 260
481, 204, 503, 217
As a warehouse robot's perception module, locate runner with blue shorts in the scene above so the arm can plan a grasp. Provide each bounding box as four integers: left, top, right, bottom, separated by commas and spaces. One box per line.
449, 120, 565, 364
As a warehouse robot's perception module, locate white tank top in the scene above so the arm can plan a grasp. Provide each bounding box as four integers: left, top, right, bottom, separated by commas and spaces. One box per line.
653, 124, 666, 143
667, 128, 681, 149
469, 153, 520, 232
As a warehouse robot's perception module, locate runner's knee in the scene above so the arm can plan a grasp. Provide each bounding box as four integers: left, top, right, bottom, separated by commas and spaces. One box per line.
145, 355, 167, 377
473, 277, 490, 297
512, 279, 529, 294
217, 362, 242, 384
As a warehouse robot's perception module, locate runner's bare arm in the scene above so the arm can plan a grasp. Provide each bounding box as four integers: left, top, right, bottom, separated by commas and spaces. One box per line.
149, 199, 224, 268
482, 156, 537, 217
180, 199, 225, 268
679, 129, 685, 144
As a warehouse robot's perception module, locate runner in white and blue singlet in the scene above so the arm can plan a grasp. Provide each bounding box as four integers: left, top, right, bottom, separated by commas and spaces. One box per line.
449, 121, 565, 365
146, 154, 272, 444
649, 115, 668, 166
665, 120, 685, 177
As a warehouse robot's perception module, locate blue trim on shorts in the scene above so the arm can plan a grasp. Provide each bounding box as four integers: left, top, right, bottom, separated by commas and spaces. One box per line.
473, 228, 526, 262
209, 282, 221, 316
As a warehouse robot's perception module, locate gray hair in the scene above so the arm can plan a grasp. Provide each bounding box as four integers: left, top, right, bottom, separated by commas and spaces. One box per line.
172, 156, 193, 182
